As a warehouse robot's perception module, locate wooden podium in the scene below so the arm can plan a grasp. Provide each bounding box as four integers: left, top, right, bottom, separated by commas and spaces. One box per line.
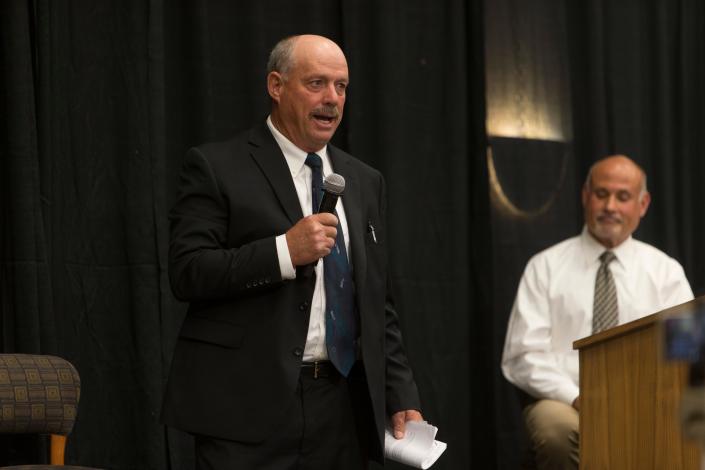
574, 296, 704, 469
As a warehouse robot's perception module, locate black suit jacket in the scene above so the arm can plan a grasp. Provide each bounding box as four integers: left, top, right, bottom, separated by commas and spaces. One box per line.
161, 121, 420, 457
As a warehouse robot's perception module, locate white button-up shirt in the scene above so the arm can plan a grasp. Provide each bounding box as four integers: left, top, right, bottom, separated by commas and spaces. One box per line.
501, 227, 694, 404
267, 117, 351, 362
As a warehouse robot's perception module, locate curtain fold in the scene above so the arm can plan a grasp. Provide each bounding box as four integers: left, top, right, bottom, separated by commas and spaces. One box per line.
1, 1, 56, 354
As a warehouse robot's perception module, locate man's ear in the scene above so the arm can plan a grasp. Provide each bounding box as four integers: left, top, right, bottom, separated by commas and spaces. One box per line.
581, 184, 589, 209
639, 191, 651, 217
267, 72, 283, 102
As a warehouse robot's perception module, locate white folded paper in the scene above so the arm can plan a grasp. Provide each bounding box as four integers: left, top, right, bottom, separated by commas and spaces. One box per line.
384, 420, 447, 469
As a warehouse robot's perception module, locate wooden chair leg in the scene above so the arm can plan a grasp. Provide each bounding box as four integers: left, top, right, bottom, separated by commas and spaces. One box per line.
50, 434, 67, 465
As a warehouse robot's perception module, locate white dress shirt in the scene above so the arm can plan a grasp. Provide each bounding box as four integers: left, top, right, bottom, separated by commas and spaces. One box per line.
501, 227, 694, 405
267, 117, 351, 362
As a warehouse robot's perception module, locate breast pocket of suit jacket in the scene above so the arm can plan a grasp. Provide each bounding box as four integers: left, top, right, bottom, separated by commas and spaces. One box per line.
364, 217, 387, 279
365, 218, 384, 247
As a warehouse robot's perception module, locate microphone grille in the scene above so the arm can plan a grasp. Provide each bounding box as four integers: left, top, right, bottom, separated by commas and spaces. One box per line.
323, 173, 345, 195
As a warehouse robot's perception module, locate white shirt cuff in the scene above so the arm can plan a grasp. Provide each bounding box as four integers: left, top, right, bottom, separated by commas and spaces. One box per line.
554, 384, 580, 406
276, 234, 296, 280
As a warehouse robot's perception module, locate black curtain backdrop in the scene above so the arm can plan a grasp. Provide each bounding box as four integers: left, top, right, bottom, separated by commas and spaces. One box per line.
1, 1, 489, 469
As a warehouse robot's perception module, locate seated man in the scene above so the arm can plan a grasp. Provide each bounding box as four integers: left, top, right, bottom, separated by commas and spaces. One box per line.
501, 155, 693, 469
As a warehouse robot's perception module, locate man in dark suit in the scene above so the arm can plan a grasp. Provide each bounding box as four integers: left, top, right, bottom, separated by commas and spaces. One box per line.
161, 34, 423, 469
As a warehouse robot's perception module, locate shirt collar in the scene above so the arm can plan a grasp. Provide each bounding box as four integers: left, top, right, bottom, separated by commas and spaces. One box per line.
580, 225, 635, 270
266, 116, 329, 178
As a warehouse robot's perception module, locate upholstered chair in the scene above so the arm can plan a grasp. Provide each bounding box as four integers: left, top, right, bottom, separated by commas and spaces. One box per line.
0, 354, 102, 469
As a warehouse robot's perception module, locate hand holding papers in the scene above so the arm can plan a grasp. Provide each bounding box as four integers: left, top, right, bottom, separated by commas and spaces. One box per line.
384, 420, 447, 469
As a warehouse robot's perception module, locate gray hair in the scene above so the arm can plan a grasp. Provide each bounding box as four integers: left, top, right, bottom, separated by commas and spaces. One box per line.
267, 36, 298, 77
584, 156, 648, 199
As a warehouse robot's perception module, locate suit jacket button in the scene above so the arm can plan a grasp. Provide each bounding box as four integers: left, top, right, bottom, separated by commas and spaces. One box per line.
246, 281, 252, 288
299, 301, 309, 311
292, 348, 303, 357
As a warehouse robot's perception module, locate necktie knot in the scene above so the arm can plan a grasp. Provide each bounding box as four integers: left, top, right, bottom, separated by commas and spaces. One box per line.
600, 251, 616, 266
305, 153, 322, 170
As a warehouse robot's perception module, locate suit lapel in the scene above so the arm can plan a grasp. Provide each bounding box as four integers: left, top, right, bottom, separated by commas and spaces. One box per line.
248, 123, 303, 225
247, 125, 367, 291
329, 146, 367, 296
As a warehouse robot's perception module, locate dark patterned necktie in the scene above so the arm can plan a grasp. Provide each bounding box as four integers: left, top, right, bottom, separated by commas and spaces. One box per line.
593, 251, 619, 333
305, 153, 358, 376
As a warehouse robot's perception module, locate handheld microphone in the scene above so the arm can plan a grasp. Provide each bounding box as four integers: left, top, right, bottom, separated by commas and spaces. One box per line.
299, 173, 346, 278
317, 173, 345, 214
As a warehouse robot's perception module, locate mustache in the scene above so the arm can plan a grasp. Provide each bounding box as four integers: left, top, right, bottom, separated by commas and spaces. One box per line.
596, 213, 623, 223
311, 106, 340, 118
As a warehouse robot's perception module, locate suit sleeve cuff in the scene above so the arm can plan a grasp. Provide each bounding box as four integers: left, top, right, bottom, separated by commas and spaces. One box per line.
276, 234, 296, 280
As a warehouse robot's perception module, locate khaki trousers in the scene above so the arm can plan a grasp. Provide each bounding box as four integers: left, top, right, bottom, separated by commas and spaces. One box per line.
523, 399, 579, 470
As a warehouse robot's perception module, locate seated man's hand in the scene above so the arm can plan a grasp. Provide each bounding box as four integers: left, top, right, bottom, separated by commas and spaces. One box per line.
572, 396, 580, 411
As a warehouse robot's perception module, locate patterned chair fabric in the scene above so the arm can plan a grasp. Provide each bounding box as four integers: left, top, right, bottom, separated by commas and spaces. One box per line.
0, 355, 80, 436
0, 355, 102, 468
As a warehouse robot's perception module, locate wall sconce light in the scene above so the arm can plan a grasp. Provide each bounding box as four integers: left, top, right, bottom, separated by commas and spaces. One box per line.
487, 136, 568, 219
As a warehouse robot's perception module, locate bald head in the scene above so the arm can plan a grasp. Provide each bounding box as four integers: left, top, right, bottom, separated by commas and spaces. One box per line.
585, 155, 648, 197
581, 155, 651, 248
267, 35, 346, 79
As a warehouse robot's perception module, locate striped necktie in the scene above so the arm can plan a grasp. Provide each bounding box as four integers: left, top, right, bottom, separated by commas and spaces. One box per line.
593, 251, 619, 333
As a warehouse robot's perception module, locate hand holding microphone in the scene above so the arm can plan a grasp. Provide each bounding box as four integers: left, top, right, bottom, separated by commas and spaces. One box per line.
286, 173, 345, 267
